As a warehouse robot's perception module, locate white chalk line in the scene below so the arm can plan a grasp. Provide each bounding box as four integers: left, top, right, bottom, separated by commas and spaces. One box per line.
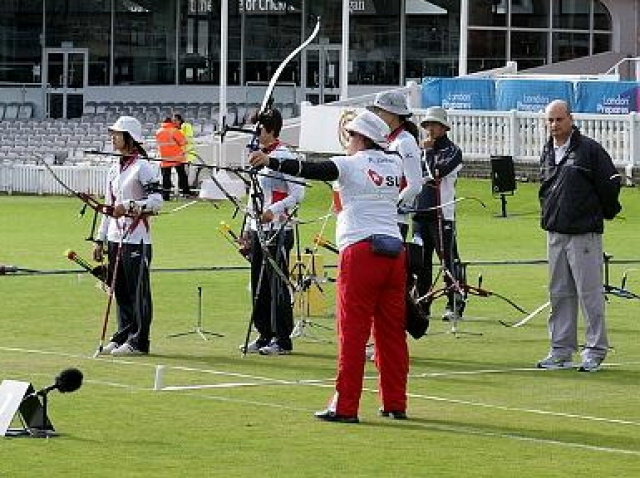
3, 345, 640, 432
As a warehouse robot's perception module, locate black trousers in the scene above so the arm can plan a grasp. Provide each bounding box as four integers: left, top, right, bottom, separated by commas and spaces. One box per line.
249, 229, 294, 350
412, 218, 462, 311
161, 164, 190, 200
107, 241, 153, 353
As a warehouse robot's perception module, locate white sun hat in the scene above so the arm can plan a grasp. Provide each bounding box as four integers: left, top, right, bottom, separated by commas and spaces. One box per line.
108, 116, 144, 143
368, 90, 412, 117
419, 106, 451, 130
345, 110, 391, 148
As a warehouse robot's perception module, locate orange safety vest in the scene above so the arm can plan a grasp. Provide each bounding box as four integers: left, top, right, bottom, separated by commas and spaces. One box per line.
156, 122, 187, 167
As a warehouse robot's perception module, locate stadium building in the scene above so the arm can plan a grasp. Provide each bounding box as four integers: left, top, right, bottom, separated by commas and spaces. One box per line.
0, 0, 637, 120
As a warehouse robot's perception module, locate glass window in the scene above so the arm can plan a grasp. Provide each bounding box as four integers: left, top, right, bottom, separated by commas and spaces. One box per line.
593, 33, 611, 55
242, 13, 302, 85
593, 1, 611, 31
511, 0, 549, 28
405, 7, 460, 79
351, 12, 401, 85
0, 0, 42, 83
553, 0, 590, 30
113, 1, 177, 85
467, 29, 507, 73
552, 31, 589, 62
180, 1, 221, 85
469, 0, 507, 28
0, 0, 111, 85
511, 31, 547, 69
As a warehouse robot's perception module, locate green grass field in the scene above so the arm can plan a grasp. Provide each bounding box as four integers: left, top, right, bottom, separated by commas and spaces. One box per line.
1, 178, 639, 477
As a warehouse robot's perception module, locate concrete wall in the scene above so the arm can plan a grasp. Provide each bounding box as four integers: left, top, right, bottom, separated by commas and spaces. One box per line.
602, 0, 638, 56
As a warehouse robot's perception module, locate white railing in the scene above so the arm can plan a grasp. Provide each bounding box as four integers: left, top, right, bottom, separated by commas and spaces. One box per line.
441, 109, 639, 165
0, 163, 109, 195
2, 107, 639, 196
300, 101, 639, 167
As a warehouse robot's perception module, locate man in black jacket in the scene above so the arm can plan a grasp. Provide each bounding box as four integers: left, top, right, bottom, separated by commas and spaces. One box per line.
537, 99, 622, 372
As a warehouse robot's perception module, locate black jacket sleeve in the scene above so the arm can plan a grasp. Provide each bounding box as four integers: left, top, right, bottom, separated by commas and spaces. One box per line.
591, 141, 622, 220
267, 157, 339, 182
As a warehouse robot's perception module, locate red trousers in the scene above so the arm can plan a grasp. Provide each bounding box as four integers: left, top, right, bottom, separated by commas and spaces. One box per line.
329, 241, 408, 416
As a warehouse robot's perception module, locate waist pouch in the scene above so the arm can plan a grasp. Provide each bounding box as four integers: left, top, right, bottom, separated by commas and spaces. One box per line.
368, 234, 403, 258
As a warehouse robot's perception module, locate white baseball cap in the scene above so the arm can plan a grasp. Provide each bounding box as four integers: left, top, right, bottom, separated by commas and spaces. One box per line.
368, 91, 412, 117
420, 106, 450, 130
108, 116, 144, 143
345, 110, 391, 148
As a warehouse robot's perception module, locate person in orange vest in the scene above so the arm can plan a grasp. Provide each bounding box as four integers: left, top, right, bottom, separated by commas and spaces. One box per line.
156, 116, 190, 200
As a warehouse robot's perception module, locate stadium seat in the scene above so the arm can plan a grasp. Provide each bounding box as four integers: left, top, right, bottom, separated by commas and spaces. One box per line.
83, 101, 97, 116
4, 102, 20, 120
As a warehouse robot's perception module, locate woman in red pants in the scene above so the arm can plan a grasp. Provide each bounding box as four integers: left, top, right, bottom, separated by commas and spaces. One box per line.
249, 110, 408, 423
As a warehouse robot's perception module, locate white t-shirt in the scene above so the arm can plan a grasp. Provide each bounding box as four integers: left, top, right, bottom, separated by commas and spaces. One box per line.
389, 128, 422, 220
331, 149, 403, 250
97, 157, 163, 244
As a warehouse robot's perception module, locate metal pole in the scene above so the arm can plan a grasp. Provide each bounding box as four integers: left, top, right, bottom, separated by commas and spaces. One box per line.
399, 0, 405, 85
41, 0, 46, 118
340, 0, 349, 100
110, 0, 115, 85
459, 0, 469, 76
219, 0, 228, 129
175, 0, 180, 85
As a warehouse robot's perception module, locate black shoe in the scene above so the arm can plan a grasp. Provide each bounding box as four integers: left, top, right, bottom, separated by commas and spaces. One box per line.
379, 409, 408, 420
314, 409, 359, 424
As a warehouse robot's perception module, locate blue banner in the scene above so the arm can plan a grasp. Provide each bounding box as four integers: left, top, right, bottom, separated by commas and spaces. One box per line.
495, 80, 574, 112
574, 81, 640, 113
421, 77, 495, 110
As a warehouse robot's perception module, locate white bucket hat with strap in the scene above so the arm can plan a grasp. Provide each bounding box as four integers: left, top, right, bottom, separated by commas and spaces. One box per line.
345, 110, 391, 148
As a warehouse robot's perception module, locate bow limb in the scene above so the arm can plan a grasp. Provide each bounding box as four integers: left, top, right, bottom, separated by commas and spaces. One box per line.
462, 283, 528, 315
39, 156, 114, 217
258, 17, 321, 116
401, 196, 486, 215
246, 17, 321, 150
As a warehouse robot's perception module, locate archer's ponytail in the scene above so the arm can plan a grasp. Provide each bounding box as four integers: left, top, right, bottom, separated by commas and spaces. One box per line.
402, 118, 420, 143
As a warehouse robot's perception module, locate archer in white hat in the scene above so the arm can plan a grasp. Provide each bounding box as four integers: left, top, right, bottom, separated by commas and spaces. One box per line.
368, 91, 423, 240
93, 115, 163, 357
413, 105, 465, 322
248, 109, 410, 423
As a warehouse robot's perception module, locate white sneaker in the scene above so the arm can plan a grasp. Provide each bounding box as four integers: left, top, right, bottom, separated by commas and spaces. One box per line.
536, 355, 573, 369
258, 342, 291, 355
577, 357, 603, 372
239, 338, 269, 354
111, 343, 145, 356
100, 341, 119, 355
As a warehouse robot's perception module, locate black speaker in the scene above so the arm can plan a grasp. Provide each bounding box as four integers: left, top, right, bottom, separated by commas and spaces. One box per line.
490, 156, 516, 194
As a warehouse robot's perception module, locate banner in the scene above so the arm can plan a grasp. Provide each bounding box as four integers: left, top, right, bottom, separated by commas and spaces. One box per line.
495, 80, 574, 112
421, 77, 495, 110
574, 81, 640, 114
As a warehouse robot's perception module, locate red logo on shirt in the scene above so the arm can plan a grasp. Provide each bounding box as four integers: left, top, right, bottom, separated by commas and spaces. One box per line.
367, 169, 384, 186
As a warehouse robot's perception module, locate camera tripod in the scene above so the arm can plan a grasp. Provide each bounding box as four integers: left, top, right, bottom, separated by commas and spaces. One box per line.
167, 286, 224, 340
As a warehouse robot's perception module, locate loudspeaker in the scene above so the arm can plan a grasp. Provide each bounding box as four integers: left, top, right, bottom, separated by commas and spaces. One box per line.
0, 380, 54, 437
490, 155, 516, 194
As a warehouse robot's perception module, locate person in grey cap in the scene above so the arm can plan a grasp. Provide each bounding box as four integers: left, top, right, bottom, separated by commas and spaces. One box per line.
413, 106, 465, 321
368, 90, 423, 239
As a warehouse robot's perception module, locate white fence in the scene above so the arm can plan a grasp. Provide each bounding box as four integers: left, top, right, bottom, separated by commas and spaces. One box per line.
299, 102, 640, 167
0, 164, 109, 195
444, 109, 639, 165
2, 105, 639, 196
